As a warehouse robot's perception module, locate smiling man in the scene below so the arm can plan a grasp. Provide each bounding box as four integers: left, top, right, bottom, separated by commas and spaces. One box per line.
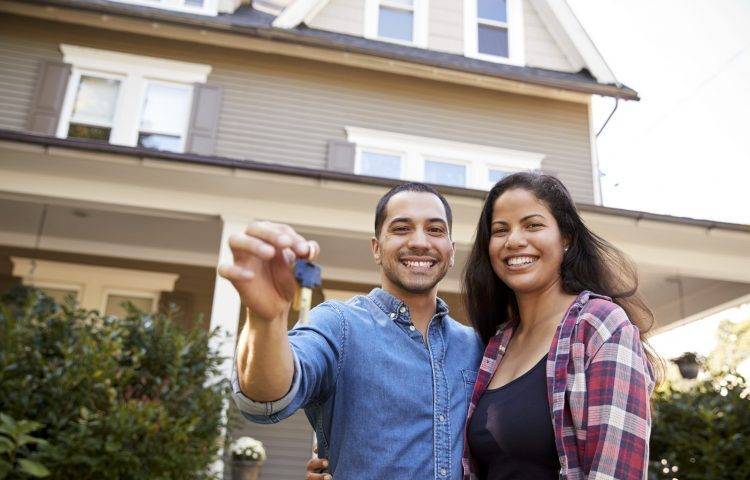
220, 183, 483, 480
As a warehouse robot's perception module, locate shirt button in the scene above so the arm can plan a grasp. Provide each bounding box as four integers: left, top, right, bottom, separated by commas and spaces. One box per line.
409, 325, 416, 331
389, 312, 396, 319
438, 414, 445, 422
399, 306, 406, 313
440, 467, 448, 476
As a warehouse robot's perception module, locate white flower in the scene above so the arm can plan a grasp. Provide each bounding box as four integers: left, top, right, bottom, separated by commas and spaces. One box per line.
231, 436, 267, 462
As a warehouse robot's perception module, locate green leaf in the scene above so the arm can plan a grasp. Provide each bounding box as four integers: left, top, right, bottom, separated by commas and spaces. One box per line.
0, 460, 12, 480
0, 437, 13, 454
18, 459, 50, 478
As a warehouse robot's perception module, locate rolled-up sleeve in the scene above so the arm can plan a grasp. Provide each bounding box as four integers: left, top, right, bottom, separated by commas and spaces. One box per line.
231, 302, 346, 424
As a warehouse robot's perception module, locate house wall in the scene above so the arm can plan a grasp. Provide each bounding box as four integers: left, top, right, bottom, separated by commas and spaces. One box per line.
0, 245, 216, 331
308, 0, 575, 71
0, 14, 595, 203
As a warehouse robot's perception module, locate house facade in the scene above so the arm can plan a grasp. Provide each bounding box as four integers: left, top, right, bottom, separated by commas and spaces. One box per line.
1, 0, 749, 477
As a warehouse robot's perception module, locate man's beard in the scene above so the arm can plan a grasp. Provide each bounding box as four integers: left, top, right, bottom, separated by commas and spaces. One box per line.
382, 258, 447, 294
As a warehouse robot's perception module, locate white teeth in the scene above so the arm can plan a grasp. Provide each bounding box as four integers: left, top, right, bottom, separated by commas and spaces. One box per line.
403, 260, 434, 268
506, 256, 536, 266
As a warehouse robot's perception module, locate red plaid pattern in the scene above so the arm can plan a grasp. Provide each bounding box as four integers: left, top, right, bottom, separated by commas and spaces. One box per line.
462, 291, 654, 480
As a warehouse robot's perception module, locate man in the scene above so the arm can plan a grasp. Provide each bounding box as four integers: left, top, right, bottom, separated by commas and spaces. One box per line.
219, 183, 483, 479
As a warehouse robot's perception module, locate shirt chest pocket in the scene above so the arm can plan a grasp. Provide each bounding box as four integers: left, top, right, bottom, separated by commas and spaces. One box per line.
461, 369, 478, 410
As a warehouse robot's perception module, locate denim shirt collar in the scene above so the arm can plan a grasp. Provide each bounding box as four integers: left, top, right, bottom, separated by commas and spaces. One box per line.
367, 287, 450, 324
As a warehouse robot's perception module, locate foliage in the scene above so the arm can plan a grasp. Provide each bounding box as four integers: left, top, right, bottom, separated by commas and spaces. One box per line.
0, 413, 50, 479
649, 371, 750, 480
0, 286, 228, 480
230, 437, 266, 463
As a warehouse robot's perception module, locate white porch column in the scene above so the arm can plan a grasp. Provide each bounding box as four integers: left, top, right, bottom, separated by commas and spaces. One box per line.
208, 214, 248, 477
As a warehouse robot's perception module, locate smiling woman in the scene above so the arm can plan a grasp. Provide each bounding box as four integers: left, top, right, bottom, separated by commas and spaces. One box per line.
461, 172, 659, 480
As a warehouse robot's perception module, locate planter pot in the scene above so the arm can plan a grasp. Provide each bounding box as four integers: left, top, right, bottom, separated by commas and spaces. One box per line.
232, 459, 263, 480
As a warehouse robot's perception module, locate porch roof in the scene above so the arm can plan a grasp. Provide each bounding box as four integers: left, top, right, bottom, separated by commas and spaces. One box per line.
1, 128, 746, 234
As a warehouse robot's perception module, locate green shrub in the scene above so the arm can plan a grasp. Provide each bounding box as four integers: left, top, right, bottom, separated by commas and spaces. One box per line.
649, 372, 750, 480
0, 286, 227, 480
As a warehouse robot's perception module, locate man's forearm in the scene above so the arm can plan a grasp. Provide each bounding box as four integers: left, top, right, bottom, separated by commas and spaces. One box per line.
236, 309, 295, 402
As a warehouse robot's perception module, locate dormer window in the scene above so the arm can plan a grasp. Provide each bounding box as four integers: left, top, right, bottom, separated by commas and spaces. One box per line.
365, 0, 428, 47
109, 0, 219, 16
465, 0, 525, 65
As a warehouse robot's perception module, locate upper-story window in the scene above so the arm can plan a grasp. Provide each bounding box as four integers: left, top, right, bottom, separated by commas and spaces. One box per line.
365, 0, 428, 47
346, 127, 543, 190
464, 0, 525, 65
109, 0, 219, 16
57, 45, 211, 154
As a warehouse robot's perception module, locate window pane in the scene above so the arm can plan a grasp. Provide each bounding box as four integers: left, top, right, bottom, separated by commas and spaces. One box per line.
425, 160, 466, 187
478, 0, 507, 22
139, 83, 191, 136
138, 133, 183, 153
40, 287, 78, 304
105, 294, 154, 318
478, 24, 509, 57
183, 0, 204, 6
488, 169, 509, 184
360, 151, 402, 179
68, 124, 112, 142
70, 75, 120, 126
378, 7, 413, 42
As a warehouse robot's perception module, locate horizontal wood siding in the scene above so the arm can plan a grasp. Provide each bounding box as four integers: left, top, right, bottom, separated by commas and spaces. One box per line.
227, 409, 314, 480
0, 15, 594, 202
309, 1, 577, 72
429, 0, 463, 54
524, 2, 574, 71
307, 0, 365, 37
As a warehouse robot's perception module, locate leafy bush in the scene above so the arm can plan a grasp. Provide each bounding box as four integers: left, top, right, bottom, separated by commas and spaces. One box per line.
0, 286, 227, 479
649, 372, 750, 480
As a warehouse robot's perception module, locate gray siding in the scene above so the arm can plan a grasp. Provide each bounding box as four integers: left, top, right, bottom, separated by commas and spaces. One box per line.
307, 0, 364, 37
309, 0, 576, 71
0, 15, 594, 202
524, 2, 575, 71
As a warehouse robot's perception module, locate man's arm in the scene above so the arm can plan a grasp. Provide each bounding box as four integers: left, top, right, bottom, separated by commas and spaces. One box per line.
218, 221, 319, 402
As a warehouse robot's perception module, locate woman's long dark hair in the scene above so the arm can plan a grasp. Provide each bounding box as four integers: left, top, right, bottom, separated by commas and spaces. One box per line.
463, 172, 660, 376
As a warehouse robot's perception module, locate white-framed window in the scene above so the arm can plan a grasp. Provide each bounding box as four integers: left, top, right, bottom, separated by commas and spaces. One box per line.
464, 0, 525, 65
108, 0, 219, 16
364, 0, 428, 47
57, 45, 212, 153
10, 257, 178, 314
346, 126, 544, 189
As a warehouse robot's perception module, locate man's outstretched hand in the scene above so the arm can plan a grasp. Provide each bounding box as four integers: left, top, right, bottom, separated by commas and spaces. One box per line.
218, 221, 319, 322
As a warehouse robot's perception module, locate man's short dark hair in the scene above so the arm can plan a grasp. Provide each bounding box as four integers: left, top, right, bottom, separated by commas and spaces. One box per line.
374, 182, 453, 238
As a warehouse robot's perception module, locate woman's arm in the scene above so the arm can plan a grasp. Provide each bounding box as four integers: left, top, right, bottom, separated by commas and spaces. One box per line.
583, 323, 653, 480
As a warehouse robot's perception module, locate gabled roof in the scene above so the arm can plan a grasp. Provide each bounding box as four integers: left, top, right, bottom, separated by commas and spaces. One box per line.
275, 0, 621, 87
9, 0, 638, 99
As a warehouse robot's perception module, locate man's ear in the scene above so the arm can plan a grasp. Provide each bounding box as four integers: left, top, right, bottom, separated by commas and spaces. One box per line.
371, 236, 381, 265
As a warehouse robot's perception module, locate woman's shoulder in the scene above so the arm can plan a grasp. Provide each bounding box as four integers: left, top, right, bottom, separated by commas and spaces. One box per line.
575, 292, 636, 350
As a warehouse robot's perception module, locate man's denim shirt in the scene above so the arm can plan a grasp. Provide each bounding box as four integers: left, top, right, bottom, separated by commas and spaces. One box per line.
231, 288, 483, 479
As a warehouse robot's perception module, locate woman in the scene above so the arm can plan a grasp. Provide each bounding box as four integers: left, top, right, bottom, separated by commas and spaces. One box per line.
306, 172, 657, 480
462, 172, 657, 480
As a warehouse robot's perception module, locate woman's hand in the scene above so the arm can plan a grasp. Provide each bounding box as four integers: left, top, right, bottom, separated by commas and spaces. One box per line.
305, 446, 331, 480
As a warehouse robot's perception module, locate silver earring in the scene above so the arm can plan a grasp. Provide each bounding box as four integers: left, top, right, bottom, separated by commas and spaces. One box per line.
564, 246, 569, 253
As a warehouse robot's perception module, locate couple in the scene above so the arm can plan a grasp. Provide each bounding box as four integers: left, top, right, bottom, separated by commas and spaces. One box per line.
220, 172, 656, 480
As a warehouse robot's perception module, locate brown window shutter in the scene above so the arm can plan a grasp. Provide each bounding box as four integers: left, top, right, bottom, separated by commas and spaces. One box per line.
185, 83, 222, 155
27, 61, 72, 135
327, 140, 356, 173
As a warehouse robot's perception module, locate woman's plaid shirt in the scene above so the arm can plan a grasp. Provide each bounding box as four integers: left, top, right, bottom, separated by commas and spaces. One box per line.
462, 291, 654, 480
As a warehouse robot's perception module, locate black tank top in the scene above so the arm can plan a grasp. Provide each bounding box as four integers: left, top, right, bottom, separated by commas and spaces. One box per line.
467, 355, 560, 480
